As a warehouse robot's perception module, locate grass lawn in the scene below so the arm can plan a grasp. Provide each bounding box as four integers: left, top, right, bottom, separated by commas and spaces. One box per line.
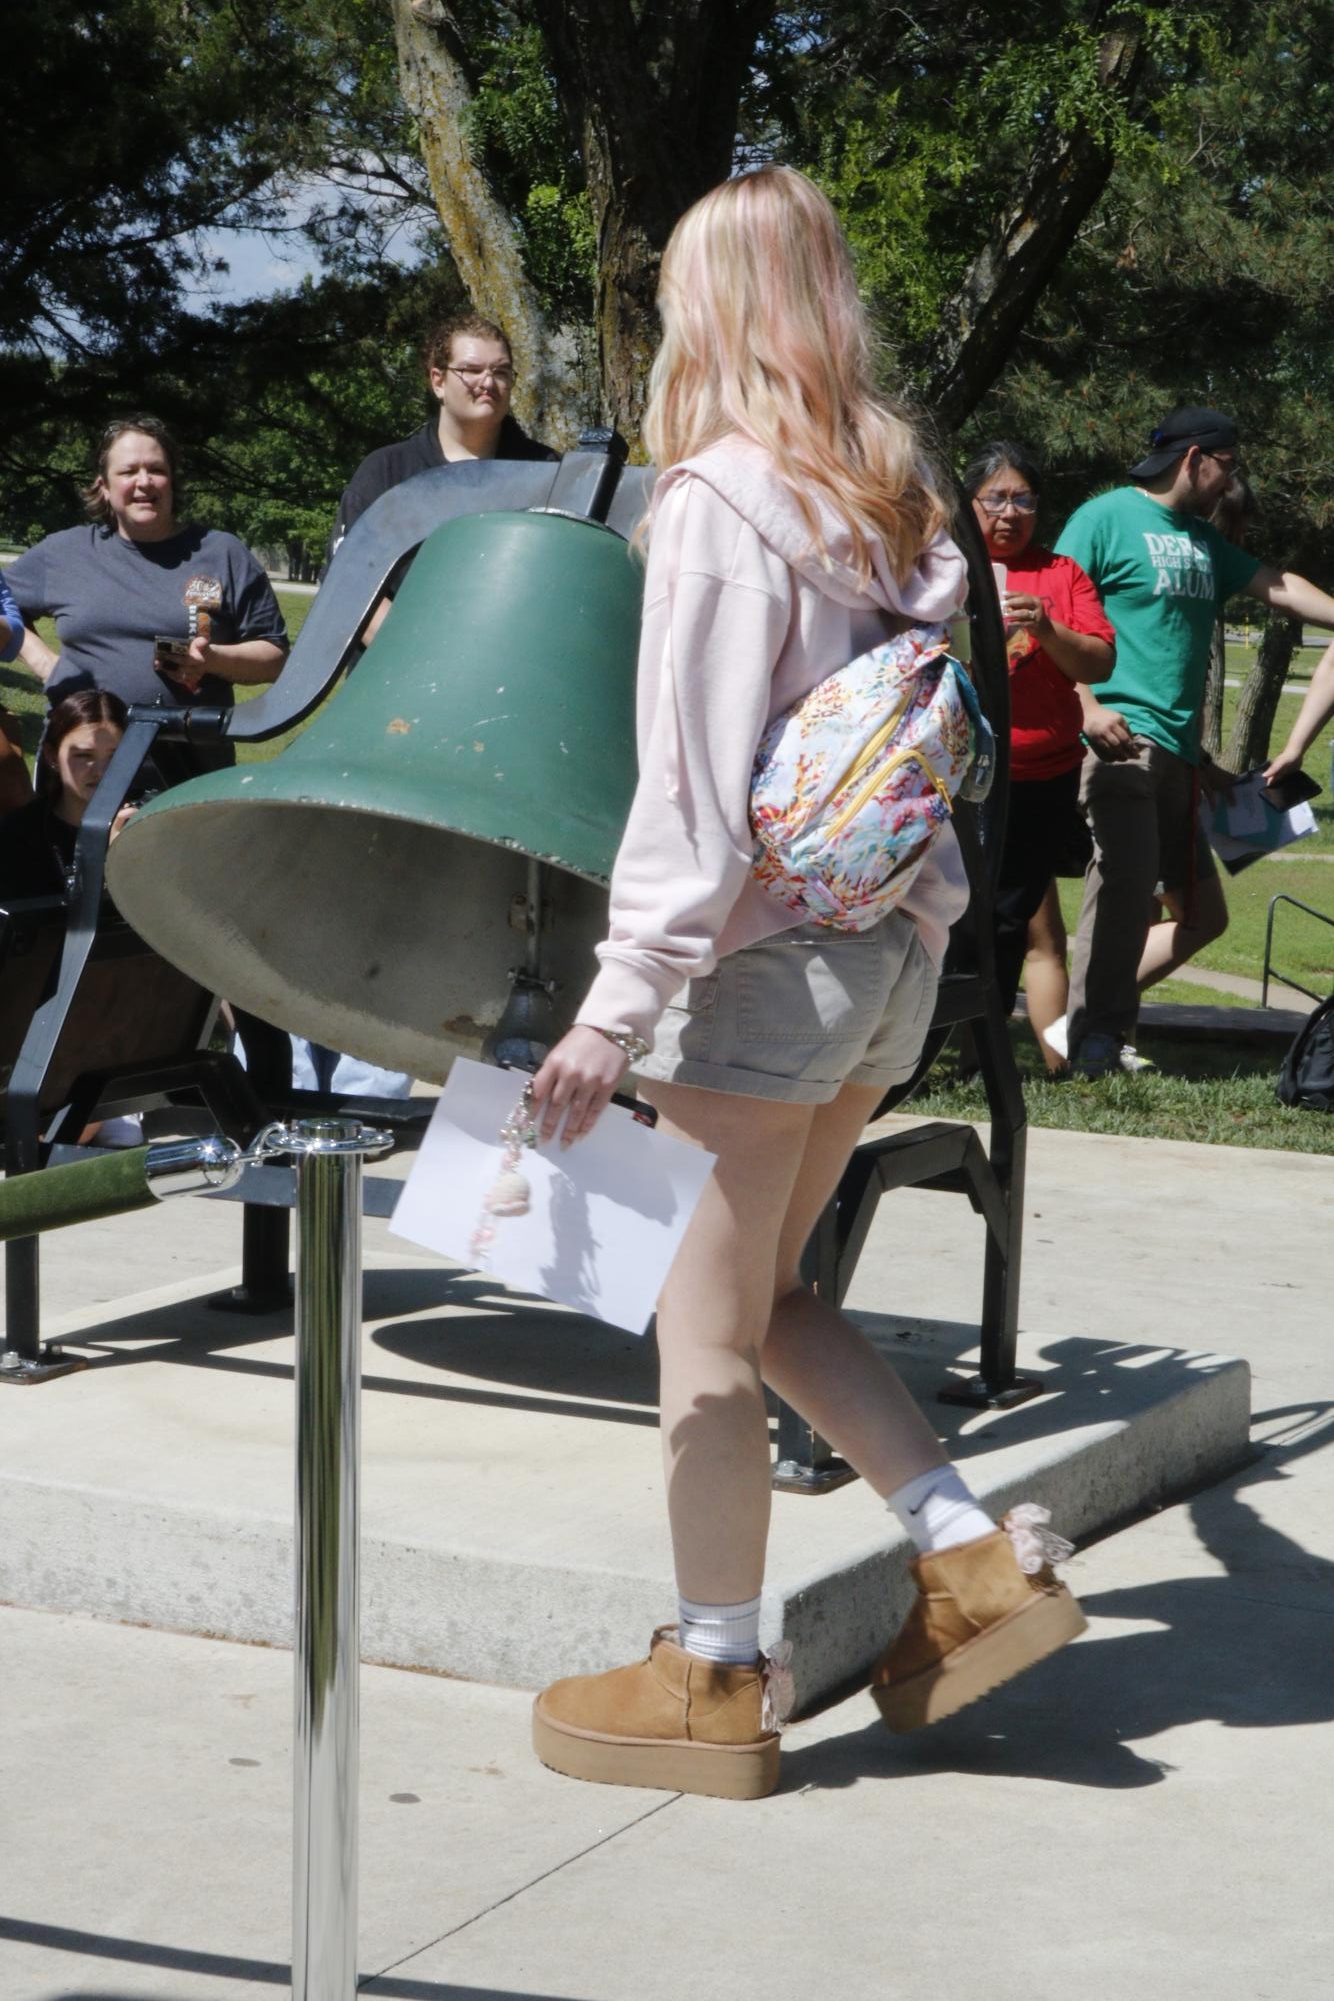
911, 1021, 1334, 1157
7, 595, 1332, 1153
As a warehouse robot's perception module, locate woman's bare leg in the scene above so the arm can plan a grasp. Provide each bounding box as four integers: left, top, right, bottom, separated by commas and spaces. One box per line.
758, 1080, 949, 1497
1024, 880, 1071, 1072
642, 1072, 962, 1604
639, 1079, 814, 1605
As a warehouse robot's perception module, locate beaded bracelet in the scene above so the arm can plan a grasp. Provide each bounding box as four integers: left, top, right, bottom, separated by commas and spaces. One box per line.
577, 1023, 650, 1067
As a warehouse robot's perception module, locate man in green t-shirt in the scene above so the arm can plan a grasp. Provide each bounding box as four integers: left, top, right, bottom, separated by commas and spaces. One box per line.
1054, 407, 1334, 1075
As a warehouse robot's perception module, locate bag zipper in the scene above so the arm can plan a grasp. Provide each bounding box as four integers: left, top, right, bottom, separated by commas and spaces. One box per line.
809, 649, 953, 838
812, 683, 915, 831
824, 744, 955, 842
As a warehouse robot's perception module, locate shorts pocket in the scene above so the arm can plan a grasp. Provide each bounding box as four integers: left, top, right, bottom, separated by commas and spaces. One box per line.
734, 934, 882, 1047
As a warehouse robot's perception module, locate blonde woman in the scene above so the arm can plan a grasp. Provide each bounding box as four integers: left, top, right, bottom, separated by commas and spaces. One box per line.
529, 167, 1084, 1799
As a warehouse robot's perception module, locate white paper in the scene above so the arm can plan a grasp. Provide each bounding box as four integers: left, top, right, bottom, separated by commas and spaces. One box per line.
389, 1058, 717, 1335
1204, 770, 1318, 870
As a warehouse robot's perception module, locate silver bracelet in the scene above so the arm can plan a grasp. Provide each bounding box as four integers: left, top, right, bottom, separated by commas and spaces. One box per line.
578, 1023, 650, 1067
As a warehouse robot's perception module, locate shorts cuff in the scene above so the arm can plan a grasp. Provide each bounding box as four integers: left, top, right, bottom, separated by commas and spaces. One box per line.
846, 1056, 922, 1091
634, 1054, 840, 1104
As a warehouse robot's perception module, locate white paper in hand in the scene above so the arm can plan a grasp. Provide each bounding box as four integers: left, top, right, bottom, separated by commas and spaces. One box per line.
389, 1058, 717, 1335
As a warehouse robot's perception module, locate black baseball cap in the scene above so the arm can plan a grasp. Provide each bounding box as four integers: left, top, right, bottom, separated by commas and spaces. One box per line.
1129, 407, 1240, 479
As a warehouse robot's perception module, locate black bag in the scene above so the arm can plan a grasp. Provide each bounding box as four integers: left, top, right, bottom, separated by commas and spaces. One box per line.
1276, 994, 1334, 1111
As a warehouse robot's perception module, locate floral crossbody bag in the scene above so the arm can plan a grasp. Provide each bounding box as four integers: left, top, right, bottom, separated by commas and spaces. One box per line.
748, 621, 994, 932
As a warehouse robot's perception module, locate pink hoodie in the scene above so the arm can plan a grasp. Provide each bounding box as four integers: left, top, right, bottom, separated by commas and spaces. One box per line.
577, 436, 971, 1048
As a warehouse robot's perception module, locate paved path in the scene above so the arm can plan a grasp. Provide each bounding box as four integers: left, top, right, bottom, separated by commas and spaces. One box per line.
1168, 962, 1318, 1007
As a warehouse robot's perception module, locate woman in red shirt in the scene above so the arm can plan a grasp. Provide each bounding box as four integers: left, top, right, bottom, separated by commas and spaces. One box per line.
965, 443, 1116, 1071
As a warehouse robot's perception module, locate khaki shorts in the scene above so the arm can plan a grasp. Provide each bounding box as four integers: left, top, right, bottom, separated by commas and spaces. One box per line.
635, 911, 939, 1104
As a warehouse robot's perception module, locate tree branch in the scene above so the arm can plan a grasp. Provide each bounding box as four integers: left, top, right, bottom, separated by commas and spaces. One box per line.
922, 17, 1146, 428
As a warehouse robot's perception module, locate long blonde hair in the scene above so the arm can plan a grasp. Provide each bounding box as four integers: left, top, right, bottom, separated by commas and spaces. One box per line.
644, 166, 948, 586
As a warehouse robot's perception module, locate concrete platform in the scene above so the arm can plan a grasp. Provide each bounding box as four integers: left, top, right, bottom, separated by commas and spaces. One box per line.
0, 1121, 1275, 1710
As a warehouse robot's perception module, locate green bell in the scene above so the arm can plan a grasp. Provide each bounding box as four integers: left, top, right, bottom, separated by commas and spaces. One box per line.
106, 509, 644, 1082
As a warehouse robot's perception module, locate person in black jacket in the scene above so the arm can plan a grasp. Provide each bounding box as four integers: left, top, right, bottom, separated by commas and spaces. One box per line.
328, 312, 557, 561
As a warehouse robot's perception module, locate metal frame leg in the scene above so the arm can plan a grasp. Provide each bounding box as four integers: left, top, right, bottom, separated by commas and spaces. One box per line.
1, 1097, 85, 1383
212, 1012, 294, 1313
938, 1001, 1042, 1411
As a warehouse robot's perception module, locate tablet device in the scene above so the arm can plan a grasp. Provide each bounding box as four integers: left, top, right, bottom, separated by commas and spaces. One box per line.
1260, 769, 1322, 812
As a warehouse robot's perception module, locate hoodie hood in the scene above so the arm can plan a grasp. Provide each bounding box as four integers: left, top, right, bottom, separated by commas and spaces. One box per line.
659, 434, 967, 624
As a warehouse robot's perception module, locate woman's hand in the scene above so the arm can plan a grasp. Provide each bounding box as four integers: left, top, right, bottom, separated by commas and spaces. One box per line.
154, 635, 209, 692
1263, 745, 1303, 786
1002, 591, 1053, 642
530, 1025, 629, 1146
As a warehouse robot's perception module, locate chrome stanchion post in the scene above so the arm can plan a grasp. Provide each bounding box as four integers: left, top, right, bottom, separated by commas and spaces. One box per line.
285, 1118, 392, 2001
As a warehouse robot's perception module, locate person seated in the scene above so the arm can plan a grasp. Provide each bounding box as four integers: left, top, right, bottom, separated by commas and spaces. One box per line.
0, 689, 141, 1143
0, 567, 33, 816
964, 442, 1116, 1073
0, 688, 136, 903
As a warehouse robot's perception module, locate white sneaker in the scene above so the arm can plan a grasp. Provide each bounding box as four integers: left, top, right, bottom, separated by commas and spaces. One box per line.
1043, 1015, 1069, 1059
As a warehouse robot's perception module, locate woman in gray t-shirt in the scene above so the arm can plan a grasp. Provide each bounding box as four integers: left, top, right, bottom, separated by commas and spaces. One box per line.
7, 416, 288, 773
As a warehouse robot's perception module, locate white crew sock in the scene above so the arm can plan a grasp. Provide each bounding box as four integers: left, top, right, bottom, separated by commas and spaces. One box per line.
887, 1466, 995, 1555
677, 1592, 762, 1665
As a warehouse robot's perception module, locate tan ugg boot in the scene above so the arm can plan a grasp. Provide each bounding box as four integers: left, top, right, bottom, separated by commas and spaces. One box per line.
532, 1626, 782, 1799
872, 1507, 1087, 1732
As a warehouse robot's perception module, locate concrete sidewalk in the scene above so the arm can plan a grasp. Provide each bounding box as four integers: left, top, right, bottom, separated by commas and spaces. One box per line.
1, 1123, 1332, 1999
0, 1125, 1258, 1706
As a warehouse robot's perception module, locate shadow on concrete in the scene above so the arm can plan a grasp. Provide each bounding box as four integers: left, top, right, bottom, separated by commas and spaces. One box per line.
54, 1268, 1245, 1460
0, 1914, 577, 1999
849, 1313, 1246, 1468
372, 1287, 660, 1411
780, 1402, 1334, 1794
50, 1265, 662, 1427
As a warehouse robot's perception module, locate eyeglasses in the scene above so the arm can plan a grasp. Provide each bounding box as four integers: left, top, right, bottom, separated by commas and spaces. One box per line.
1203, 451, 1244, 475
448, 364, 515, 387
976, 492, 1037, 515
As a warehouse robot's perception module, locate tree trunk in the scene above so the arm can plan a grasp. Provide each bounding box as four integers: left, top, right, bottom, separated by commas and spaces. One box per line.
1202, 620, 1226, 761
389, 0, 591, 444
1225, 606, 1299, 772
529, 1, 775, 448
922, 16, 1145, 427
